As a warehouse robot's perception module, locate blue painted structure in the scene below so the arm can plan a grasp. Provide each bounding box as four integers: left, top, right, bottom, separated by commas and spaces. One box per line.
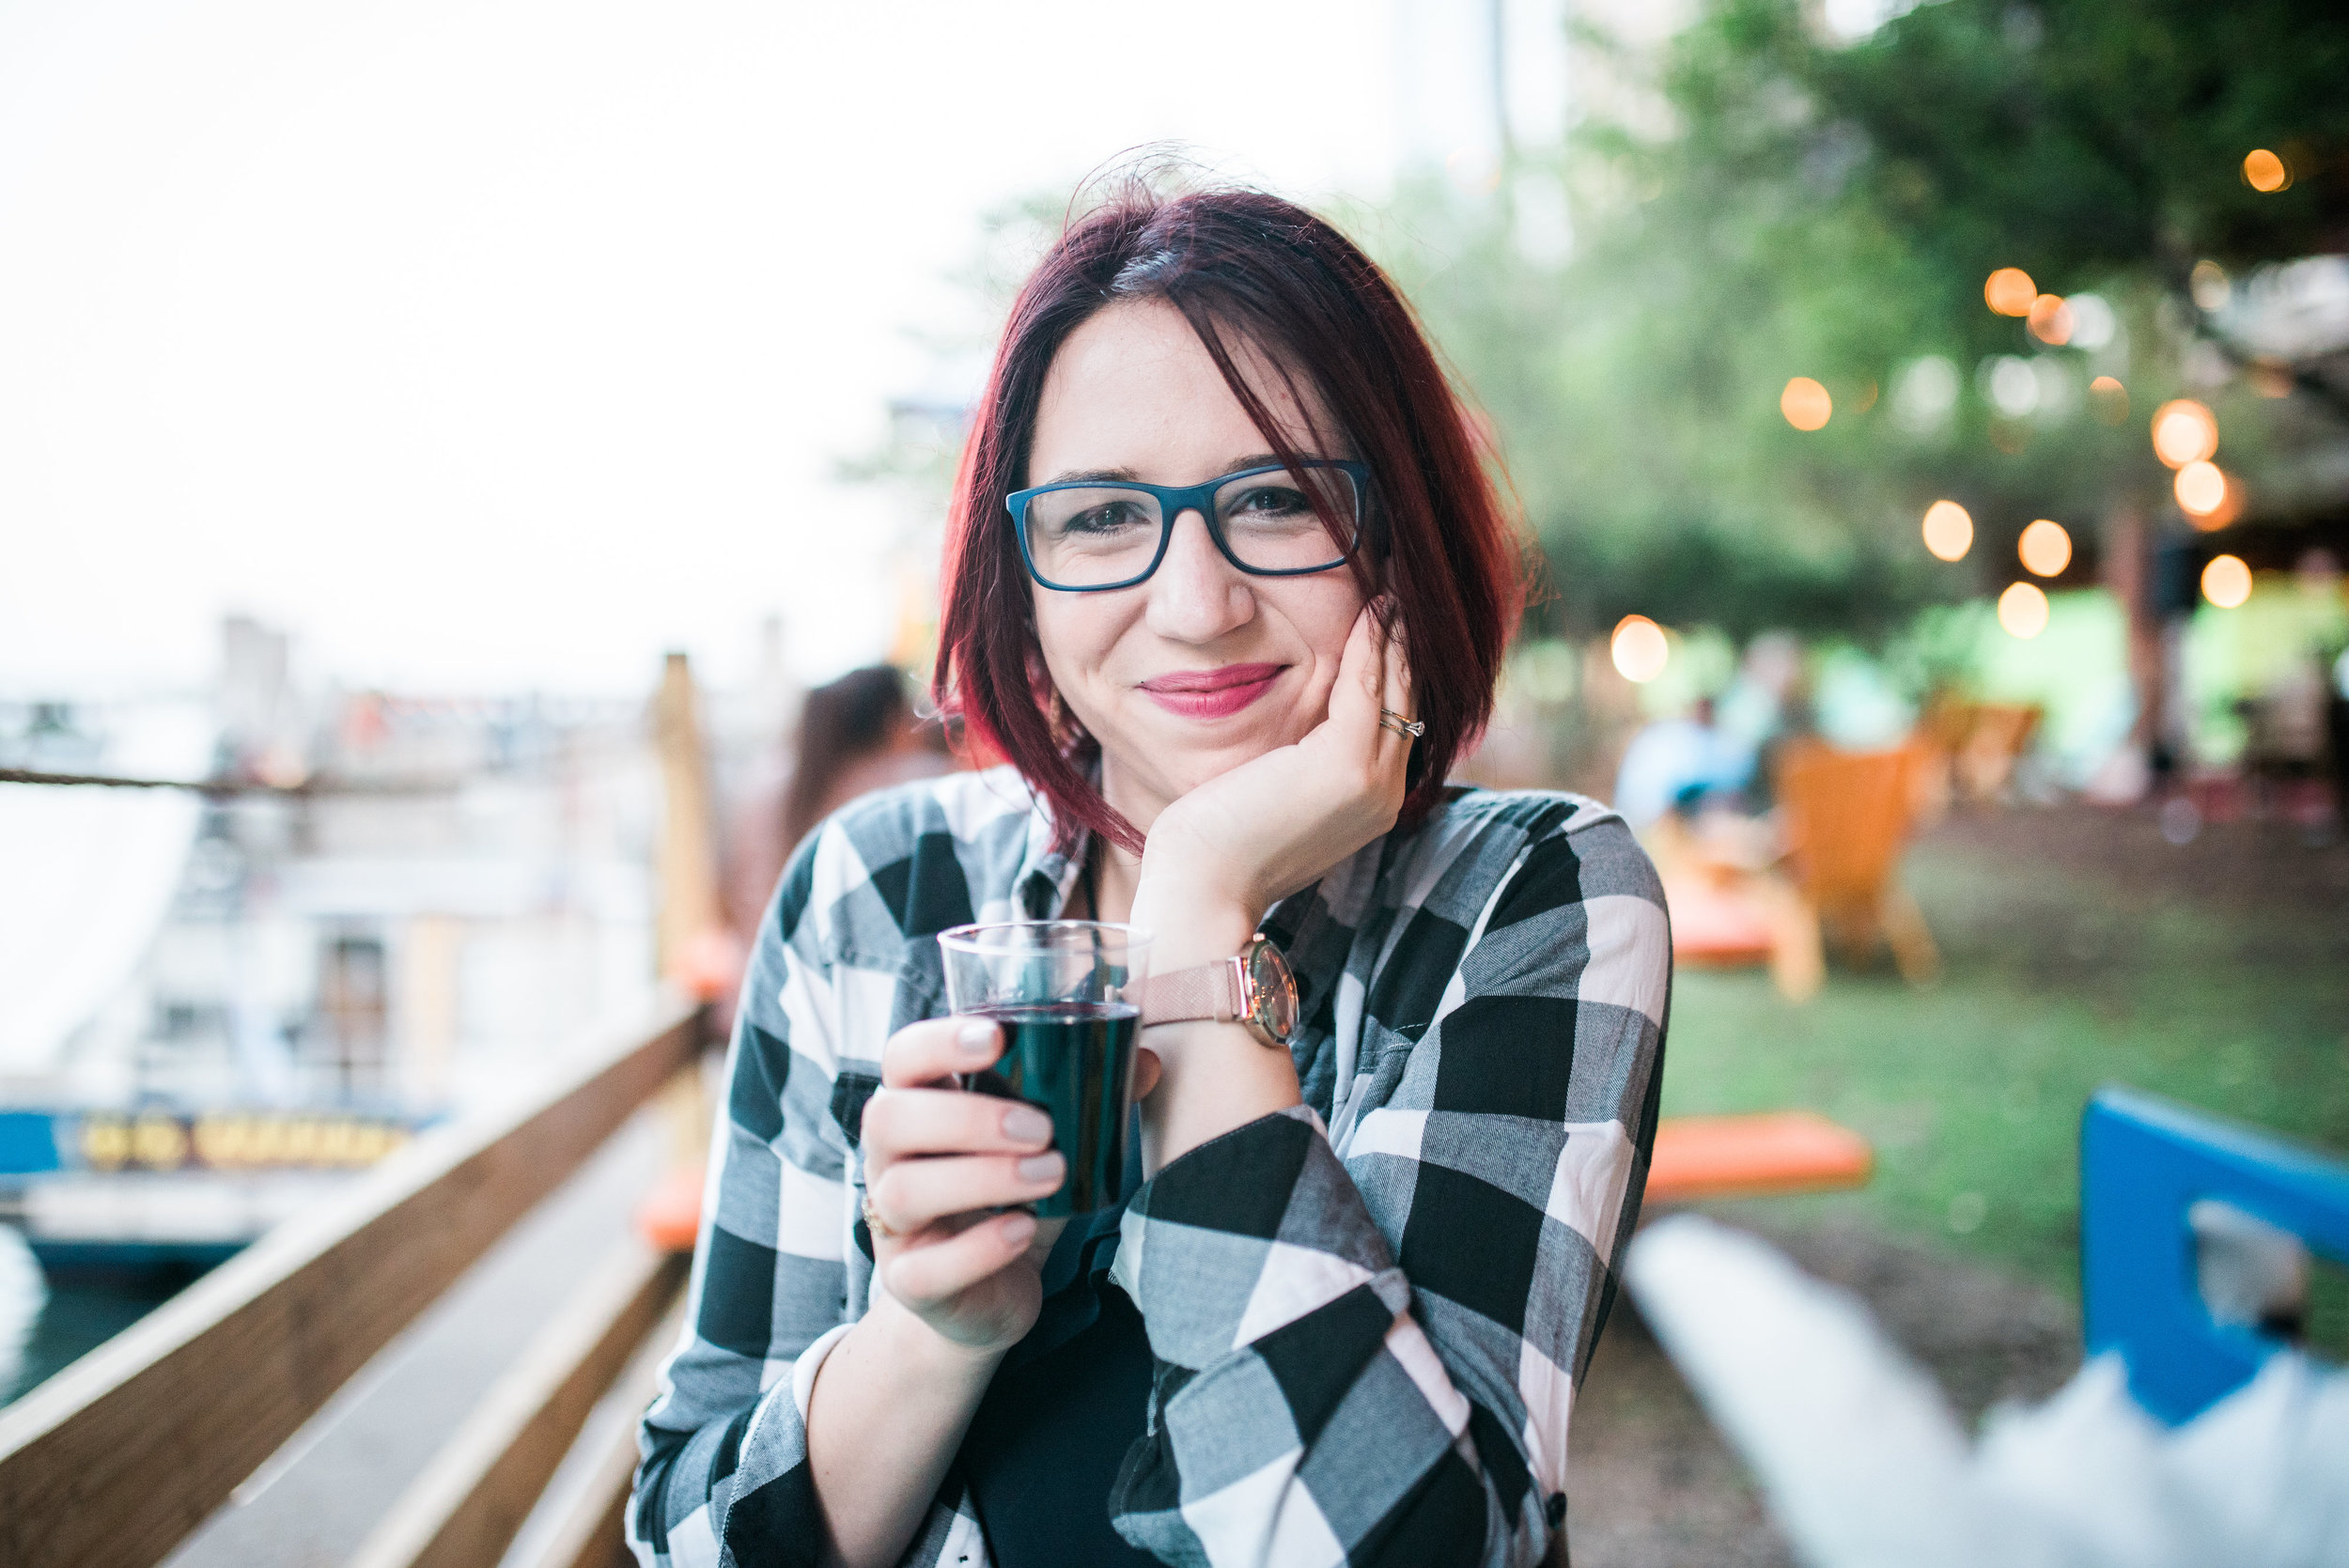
2081, 1086, 2349, 1425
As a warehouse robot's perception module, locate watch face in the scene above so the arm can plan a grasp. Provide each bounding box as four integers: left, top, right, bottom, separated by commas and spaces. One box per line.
1246, 939, 1299, 1044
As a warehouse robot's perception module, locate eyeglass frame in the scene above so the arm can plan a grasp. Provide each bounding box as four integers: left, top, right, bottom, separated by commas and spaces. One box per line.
1003, 458, 1373, 593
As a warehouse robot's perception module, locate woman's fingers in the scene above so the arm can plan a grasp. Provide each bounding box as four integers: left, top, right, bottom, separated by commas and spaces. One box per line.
881, 1017, 1003, 1088
863, 1084, 1053, 1168
1323, 601, 1384, 734
885, 1209, 1038, 1308
870, 1151, 1066, 1235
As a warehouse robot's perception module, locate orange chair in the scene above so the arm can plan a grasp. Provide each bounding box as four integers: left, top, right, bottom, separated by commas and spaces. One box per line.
1776, 739, 1939, 985
1957, 703, 2043, 803
1647, 1111, 1875, 1203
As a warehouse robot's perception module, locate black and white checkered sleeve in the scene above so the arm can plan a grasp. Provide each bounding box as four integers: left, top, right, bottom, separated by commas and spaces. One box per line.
1107, 813, 1669, 1567
629, 846, 863, 1568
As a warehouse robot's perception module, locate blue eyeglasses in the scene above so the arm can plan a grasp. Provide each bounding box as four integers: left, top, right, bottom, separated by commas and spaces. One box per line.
1004, 459, 1370, 592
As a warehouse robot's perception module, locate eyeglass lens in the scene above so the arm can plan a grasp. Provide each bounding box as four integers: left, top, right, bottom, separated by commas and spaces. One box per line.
1023, 468, 1360, 588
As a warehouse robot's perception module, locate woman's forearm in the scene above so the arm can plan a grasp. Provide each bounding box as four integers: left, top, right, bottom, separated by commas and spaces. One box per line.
805, 1291, 1003, 1568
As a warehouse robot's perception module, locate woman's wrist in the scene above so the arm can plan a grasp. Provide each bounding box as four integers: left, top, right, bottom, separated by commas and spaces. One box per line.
863, 1279, 1015, 1376
1128, 873, 1258, 972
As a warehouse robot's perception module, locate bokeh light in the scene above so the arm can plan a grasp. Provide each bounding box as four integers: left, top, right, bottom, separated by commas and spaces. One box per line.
1984, 267, 2037, 317
2201, 554, 2252, 609
2065, 294, 2117, 349
2189, 259, 2232, 312
2026, 294, 2074, 345
2151, 399, 2217, 467
2017, 519, 2072, 578
2089, 375, 2128, 425
2174, 459, 2228, 519
2242, 149, 2290, 193
1781, 377, 1832, 431
1921, 500, 1974, 562
1997, 582, 2050, 639
1610, 615, 1671, 683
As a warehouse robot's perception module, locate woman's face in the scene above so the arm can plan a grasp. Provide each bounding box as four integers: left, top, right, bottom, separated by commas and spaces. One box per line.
1025, 299, 1368, 833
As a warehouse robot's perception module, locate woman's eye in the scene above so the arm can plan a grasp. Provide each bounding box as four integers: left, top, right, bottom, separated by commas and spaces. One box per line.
1064, 501, 1148, 535
1228, 486, 1312, 519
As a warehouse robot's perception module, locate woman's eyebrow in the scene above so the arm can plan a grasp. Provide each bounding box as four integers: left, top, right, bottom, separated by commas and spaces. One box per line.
1036, 455, 1295, 488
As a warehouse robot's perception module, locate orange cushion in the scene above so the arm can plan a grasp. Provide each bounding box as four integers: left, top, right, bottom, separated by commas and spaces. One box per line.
635, 1161, 706, 1253
1665, 881, 1777, 966
1647, 1111, 1874, 1203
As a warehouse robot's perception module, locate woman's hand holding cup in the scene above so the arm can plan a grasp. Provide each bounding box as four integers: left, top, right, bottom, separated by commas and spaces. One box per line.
860, 1017, 1070, 1358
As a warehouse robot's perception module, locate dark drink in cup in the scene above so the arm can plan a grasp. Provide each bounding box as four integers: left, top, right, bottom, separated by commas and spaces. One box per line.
961, 1002, 1139, 1217
937, 922, 1150, 1218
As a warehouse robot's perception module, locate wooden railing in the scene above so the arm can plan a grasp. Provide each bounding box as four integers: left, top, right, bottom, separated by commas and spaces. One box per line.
0, 997, 708, 1568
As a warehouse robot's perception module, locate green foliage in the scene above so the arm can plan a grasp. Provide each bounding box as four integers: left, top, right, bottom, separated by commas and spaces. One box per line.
1377, 0, 2349, 642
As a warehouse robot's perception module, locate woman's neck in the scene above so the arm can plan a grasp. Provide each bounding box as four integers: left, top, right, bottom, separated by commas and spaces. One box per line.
1084, 755, 1152, 925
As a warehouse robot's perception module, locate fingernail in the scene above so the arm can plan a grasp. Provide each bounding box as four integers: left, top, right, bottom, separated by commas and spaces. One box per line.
1003, 1105, 1052, 1143
1018, 1153, 1065, 1185
1001, 1212, 1036, 1247
957, 1021, 996, 1059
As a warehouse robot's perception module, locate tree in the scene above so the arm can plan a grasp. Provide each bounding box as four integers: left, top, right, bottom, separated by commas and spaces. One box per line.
1378, 0, 2349, 644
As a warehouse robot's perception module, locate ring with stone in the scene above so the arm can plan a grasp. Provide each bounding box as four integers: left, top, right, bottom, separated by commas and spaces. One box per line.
1378, 708, 1425, 738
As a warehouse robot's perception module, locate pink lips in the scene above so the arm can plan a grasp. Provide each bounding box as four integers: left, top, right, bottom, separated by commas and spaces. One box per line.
1137, 662, 1284, 721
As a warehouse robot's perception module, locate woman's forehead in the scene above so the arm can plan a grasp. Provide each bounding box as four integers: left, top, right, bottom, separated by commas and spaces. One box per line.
1031, 299, 1335, 479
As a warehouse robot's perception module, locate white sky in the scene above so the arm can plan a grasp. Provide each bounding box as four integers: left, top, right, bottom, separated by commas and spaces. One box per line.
0, 0, 1444, 697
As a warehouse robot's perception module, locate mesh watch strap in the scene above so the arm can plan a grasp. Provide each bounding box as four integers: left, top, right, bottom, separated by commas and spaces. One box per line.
1137, 957, 1244, 1027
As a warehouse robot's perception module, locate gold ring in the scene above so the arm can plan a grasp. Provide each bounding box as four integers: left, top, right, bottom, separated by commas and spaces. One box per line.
1378, 708, 1425, 738
861, 1189, 902, 1241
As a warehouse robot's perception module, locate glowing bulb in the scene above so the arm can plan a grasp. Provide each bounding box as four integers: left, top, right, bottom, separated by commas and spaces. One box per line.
1984, 268, 2037, 317
1921, 500, 1974, 562
2089, 376, 2127, 425
2243, 148, 2290, 193
2175, 460, 2227, 517
2018, 520, 2072, 577
2201, 554, 2251, 608
1997, 582, 2050, 640
1610, 615, 1671, 683
1781, 377, 1832, 431
2151, 399, 2217, 468
2026, 294, 2075, 345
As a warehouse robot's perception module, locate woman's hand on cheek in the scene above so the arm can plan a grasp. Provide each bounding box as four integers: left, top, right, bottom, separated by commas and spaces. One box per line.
1132, 598, 1412, 951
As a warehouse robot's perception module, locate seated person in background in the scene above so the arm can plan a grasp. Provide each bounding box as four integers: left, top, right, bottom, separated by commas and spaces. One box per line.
1613, 696, 1750, 831
780, 663, 957, 856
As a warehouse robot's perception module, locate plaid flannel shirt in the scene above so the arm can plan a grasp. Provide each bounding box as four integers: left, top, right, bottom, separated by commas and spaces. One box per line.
630, 767, 1669, 1568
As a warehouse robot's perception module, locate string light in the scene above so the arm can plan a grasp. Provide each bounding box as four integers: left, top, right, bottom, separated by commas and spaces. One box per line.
2026, 294, 2074, 345
2174, 460, 2228, 519
2242, 149, 2290, 193
1610, 615, 1670, 682
2201, 554, 2251, 608
2151, 400, 2217, 468
1781, 377, 1832, 431
1997, 582, 2049, 639
1921, 501, 1973, 561
2018, 520, 2072, 577
1984, 268, 2037, 317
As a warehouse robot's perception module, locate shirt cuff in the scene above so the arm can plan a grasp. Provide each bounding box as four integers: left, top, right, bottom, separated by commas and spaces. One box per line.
1112, 1104, 1407, 1371
788, 1320, 857, 1421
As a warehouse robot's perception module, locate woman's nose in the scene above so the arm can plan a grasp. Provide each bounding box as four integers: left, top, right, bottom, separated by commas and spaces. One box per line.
1144, 508, 1254, 644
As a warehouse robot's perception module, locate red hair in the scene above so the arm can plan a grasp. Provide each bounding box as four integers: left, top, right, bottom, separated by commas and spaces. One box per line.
934, 186, 1525, 853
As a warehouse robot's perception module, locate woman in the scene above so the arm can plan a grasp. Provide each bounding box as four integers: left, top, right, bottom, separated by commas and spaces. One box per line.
631, 184, 1670, 1568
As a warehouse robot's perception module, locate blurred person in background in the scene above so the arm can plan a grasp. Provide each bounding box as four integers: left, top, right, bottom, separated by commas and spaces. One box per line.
780, 663, 957, 857
632, 182, 1669, 1568
1611, 694, 1751, 831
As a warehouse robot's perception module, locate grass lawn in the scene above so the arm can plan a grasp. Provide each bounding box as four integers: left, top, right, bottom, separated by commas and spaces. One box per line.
1658, 804, 2349, 1347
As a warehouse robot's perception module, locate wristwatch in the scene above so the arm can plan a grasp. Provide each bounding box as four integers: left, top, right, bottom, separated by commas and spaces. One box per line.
1137, 934, 1299, 1048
